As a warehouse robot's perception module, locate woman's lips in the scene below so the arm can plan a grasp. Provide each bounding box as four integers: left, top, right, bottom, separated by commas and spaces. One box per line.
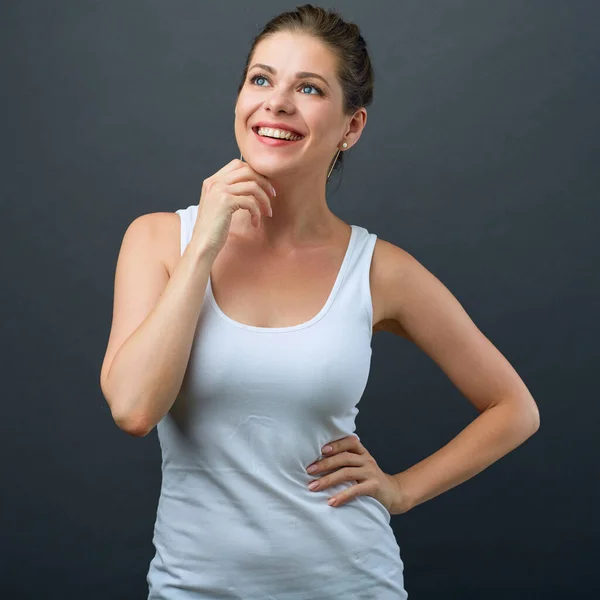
252, 127, 305, 147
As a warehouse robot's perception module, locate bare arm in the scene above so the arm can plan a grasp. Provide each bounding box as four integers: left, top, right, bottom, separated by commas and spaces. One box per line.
100, 213, 213, 436
374, 239, 540, 513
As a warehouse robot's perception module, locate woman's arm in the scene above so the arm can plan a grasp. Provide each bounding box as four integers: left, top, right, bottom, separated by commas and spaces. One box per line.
373, 239, 540, 513
100, 213, 214, 436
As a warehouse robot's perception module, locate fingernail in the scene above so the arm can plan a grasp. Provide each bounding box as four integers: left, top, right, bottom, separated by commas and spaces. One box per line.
269, 206, 273, 217
270, 185, 276, 197
322, 445, 332, 453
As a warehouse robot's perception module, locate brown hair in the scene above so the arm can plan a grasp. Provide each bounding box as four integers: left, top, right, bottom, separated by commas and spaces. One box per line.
236, 4, 375, 181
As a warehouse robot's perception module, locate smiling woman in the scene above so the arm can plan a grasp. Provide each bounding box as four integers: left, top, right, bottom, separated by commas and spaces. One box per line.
232, 7, 373, 197
139, 5, 407, 600
101, 5, 537, 600
100, 3, 537, 600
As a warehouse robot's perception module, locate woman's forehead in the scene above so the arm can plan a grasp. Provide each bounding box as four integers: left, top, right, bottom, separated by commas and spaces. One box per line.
252, 33, 337, 73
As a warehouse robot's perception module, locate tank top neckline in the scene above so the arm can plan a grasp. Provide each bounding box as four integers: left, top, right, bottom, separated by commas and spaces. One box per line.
206, 224, 358, 333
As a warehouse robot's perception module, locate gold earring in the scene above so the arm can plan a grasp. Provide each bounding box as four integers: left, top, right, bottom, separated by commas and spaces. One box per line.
327, 142, 348, 180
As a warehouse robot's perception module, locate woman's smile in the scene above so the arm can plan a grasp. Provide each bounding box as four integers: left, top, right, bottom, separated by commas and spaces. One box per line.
252, 126, 306, 147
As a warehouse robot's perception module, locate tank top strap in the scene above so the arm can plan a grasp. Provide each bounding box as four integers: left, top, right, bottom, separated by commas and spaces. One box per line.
176, 204, 199, 256
331, 224, 378, 337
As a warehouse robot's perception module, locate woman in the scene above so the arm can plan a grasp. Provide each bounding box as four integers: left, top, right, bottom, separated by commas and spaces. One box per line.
100, 5, 540, 598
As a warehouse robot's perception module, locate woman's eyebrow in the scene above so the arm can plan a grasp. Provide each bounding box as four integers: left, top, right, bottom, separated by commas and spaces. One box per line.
248, 63, 330, 88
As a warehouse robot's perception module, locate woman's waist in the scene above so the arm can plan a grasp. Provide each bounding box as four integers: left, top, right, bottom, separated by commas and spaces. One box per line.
155, 467, 393, 555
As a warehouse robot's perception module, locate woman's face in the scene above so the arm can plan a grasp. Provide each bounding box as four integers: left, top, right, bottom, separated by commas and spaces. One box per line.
234, 32, 349, 180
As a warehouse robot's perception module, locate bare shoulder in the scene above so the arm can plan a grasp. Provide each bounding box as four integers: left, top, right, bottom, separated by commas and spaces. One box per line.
140, 211, 181, 277
370, 235, 539, 420
100, 211, 178, 396
371, 236, 418, 340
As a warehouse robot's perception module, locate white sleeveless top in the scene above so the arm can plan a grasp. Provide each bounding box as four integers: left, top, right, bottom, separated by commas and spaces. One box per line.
146, 204, 408, 599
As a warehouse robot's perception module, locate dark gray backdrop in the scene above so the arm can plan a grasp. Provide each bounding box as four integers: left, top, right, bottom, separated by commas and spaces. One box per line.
1, 1, 598, 598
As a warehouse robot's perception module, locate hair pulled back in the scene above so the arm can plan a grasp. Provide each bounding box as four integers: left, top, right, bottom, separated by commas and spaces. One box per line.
236, 4, 375, 180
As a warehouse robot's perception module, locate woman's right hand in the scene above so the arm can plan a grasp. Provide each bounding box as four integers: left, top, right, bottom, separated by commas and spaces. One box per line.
191, 158, 276, 259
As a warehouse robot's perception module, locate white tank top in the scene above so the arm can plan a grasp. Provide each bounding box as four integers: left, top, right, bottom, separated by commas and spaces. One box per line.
146, 204, 408, 599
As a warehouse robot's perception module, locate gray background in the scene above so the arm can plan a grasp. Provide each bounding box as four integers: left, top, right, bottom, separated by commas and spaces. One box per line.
2, 1, 598, 598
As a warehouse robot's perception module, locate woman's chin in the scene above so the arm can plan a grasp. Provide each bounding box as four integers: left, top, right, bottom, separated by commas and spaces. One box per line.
243, 155, 291, 177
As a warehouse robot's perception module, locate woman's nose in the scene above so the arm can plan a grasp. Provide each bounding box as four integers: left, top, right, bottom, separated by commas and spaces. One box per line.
264, 89, 294, 113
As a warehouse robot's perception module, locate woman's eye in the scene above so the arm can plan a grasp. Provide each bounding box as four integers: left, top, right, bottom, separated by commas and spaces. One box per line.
300, 83, 321, 95
249, 74, 322, 96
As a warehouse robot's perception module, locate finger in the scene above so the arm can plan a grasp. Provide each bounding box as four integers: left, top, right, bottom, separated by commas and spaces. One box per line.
224, 165, 276, 203
240, 162, 277, 197
228, 195, 263, 228
306, 451, 363, 475
202, 159, 247, 194
322, 434, 364, 457
224, 171, 274, 216
227, 181, 273, 218
328, 481, 372, 508
308, 466, 363, 492
214, 158, 247, 177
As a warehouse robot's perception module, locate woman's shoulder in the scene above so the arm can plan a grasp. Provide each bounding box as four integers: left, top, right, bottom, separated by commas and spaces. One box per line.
369, 233, 421, 338
135, 210, 182, 278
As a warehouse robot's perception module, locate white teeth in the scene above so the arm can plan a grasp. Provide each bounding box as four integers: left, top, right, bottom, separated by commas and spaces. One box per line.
256, 127, 303, 141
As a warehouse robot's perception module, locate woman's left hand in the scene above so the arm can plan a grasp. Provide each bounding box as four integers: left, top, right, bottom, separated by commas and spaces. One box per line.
306, 435, 407, 513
